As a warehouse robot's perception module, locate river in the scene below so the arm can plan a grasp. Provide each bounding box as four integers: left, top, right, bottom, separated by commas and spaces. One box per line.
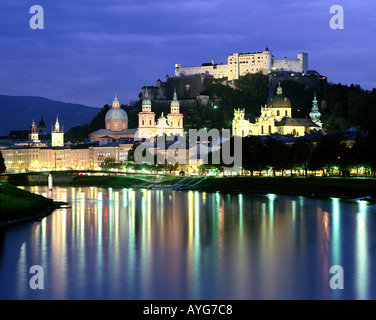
0, 186, 375, 300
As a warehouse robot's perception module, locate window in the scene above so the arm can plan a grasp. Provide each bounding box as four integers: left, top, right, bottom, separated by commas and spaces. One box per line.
149, 120, 151, 126
285, 110, 288, 116
142, 120, 145, 126
277, 110, 280, 117
268, 125, 272, 134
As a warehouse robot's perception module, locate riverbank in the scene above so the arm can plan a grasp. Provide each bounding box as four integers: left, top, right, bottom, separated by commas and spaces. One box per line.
153, 176, 376, 201
64, 175, 376, 202
0, 182, 68, 228
2, 173, 376, 204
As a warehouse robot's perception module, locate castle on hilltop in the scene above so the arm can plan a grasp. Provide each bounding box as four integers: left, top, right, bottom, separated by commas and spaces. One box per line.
174, 47, 308, 80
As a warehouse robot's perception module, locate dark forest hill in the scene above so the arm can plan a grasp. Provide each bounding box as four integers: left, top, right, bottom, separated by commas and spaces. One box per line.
0, 95, 99, 136
65, 73, 376, 142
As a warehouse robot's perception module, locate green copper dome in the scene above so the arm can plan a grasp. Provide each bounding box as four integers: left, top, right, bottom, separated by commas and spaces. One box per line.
105, 108, 128, 121
170, 90, 180, 108
142, 89, 151, 106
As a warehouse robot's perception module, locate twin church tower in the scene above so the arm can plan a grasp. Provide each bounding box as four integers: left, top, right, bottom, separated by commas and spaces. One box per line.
138, 89, 184, 139
89, 89, 184, 141
29, 115, 64, 147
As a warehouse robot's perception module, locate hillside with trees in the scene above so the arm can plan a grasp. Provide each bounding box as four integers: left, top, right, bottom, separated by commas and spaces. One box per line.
65, 73, 376, 142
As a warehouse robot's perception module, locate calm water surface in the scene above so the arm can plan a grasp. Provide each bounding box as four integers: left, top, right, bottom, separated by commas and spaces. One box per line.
0, 186, 375, 300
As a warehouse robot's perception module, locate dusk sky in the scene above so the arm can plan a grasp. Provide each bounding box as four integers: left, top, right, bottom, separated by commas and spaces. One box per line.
0, 0, 375, 108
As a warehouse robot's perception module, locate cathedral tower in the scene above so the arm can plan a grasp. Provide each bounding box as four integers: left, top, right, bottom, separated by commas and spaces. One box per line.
29, 119, 39, 142
137, 89, 156, 139
166, 89, 184, 136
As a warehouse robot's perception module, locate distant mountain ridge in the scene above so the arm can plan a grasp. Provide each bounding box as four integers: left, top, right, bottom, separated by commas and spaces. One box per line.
0, 95, 99, 136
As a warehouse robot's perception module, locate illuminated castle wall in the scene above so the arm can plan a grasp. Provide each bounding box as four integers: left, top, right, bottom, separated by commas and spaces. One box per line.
174, 47, 308, 80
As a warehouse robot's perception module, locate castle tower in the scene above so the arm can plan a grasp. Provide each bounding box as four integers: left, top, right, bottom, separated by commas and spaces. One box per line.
309, 93, 322, 126
263, 45, 273, 73
105, 93, 128, 131
137, 88, 156, 139
29, 119, 40, 142
51, 115, 64, 147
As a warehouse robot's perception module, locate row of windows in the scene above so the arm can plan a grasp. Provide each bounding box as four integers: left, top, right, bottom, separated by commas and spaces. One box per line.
141, 120, 181, 127
107, 123, 126, 130
276, 110, 289, 117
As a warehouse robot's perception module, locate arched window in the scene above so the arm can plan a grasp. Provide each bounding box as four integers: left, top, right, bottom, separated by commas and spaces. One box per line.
285, 110, 288, 116
142, 120, 145, 126
178, 121, 180, 127
261, 126, 264, 134
268, 125, 272, 134
149, 120, 152, 126
277, 110, 280, 117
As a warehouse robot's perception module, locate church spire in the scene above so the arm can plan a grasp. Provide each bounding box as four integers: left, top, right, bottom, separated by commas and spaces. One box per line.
309, 92, 322, 124
54, 115, 60, 132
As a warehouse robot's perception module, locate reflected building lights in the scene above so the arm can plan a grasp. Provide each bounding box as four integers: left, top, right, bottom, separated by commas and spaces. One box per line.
331, 198, 341, 266
7, 186, 376, 300
268, 193, 275, 231
356, 200, 368, 300
238, 194, 243, 235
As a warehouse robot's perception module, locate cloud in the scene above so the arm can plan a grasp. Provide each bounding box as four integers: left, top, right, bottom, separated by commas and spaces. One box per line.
0, 0, 375, 107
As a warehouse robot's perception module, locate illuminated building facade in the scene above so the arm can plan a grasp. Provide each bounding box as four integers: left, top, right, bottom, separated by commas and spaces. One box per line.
175, 47, 308, 80
232, 84, 322, 137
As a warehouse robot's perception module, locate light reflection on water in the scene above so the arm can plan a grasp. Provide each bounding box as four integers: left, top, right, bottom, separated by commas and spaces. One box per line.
0, 186, 375, 300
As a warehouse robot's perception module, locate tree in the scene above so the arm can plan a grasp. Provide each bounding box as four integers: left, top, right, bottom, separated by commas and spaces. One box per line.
0, 151, 6, 174
291, 138, 314, 176
241, 136, 265, 175
263, 137, 291, 176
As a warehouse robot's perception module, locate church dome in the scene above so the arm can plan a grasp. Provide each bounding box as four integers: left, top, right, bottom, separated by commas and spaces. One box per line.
105, 107, 128, 121
268, 85, 291, 108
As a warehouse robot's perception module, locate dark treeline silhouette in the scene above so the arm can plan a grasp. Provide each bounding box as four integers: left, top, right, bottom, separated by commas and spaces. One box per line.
205, 131, 376, 178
